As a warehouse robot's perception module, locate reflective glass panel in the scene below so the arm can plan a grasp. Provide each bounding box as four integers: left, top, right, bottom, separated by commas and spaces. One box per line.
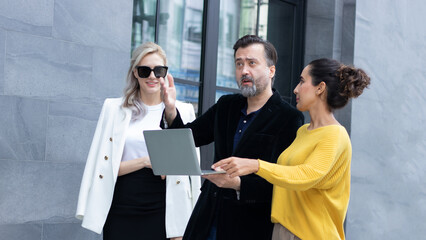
158, 0, 203, 82
216, 0, 258, 89
258, 0, 269, 39
131, 0, 157, 51
176, 82, 199, 115
215, 90, 234, 102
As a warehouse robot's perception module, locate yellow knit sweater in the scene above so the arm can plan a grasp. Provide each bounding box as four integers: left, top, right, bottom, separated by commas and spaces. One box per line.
256, 124, 351, 240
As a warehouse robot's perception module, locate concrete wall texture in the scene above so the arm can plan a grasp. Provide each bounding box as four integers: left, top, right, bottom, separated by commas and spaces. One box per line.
0, 0, 132, 239
1, 0, 425, 239
347, 0, 426, 239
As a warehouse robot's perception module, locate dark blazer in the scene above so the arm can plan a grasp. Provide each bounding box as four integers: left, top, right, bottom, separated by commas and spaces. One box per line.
167, 90, 304, 240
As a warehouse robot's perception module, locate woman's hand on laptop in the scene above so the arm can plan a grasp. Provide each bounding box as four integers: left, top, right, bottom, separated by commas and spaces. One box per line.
212, 157, 260, 178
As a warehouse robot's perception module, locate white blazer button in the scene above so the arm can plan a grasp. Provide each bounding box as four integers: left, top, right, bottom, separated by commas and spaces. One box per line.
99, 175, 103, 179
104, 156, 108, 160
109, 137, 113, 142
176, 180, 181, 184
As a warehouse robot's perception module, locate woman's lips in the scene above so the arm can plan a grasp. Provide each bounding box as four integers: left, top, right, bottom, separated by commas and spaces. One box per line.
146, 81, 158, 87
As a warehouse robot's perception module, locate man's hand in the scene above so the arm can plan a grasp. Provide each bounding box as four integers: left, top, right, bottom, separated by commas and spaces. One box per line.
202, 173, 241, 190
171, 237, 182, 240
212, 157, 259, 178
160, 73, 177, 124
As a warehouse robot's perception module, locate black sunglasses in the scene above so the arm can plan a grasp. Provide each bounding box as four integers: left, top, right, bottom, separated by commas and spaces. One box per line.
136, 66, 168, 78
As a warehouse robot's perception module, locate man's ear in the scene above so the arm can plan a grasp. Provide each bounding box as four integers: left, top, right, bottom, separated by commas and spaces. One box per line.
269, 65, 276, 79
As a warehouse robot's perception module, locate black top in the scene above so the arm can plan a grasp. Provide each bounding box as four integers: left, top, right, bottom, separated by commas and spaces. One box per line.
233, 104, 261, 153
164, 90, 304, 240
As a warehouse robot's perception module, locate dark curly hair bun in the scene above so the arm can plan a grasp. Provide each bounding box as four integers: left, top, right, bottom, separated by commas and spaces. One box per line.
338, 65, 371, 99
309, 58, 371, 110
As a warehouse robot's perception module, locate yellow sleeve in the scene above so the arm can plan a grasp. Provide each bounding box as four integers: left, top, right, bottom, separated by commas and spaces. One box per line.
256, 130, 346, 191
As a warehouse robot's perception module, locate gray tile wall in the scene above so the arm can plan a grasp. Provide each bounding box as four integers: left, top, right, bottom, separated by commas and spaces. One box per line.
348, 0, 426, 238
52, 0, 132, 52
0, 96, 48, 161
0, 0, 132, 239
0, 29, 5, 94
5, 31, 92, 98
0, 0, 54, 37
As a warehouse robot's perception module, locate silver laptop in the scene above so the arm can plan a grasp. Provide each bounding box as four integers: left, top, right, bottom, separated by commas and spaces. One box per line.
143, 128, 225, 175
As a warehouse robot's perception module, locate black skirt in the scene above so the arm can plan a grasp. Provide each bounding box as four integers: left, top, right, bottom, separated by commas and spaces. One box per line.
103, 168, 168, 240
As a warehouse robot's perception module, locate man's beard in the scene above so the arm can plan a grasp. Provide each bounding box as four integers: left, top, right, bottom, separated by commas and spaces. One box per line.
239, 75, 258, 97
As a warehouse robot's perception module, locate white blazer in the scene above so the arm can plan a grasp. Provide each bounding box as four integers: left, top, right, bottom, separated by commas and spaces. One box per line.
75, 98, 200, 238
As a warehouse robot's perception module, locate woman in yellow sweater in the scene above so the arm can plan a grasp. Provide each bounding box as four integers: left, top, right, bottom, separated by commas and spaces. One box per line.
213, 58, 370, 240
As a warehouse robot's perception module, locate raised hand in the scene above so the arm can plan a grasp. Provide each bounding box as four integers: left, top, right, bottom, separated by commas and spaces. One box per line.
160, 73, 177, 124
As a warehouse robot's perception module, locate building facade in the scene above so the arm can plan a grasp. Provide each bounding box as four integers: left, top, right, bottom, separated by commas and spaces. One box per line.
0, 0, 425, 239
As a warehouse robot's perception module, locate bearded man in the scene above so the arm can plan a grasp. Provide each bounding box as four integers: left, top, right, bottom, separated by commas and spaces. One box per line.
160, 35, 304, 240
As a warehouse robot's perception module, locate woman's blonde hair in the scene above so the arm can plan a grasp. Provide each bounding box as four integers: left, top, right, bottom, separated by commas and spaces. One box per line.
122, 42, 167, 119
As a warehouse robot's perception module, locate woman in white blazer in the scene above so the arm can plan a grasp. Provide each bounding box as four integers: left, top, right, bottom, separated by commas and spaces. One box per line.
76, 42, 200, 240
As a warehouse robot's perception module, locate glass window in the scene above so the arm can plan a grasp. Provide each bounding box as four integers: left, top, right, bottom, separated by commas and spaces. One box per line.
131, 0, 157, 51
216, 90, 235, 102
175, 82, 200, 114
158, 0, 203, 83
258, 0, 269, 39
155, 0, 204, 113
216, 0, 258, 98
185, 10, 203, 43
239, 0, 258, 36
131, 0, 304, 115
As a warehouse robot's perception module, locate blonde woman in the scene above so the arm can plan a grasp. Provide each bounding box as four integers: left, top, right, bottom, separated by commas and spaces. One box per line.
213, 58, 370, 240
76, 42, 200, 240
